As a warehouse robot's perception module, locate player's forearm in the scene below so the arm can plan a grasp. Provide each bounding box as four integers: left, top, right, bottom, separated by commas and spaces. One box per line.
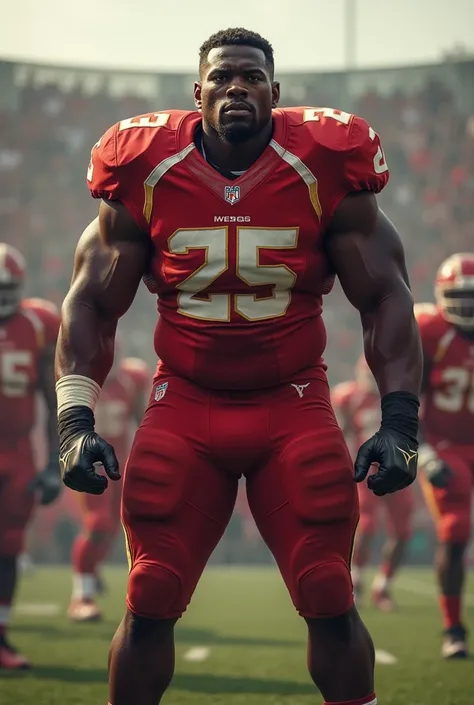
55, 292, 116, 386
362, 286, 422, 398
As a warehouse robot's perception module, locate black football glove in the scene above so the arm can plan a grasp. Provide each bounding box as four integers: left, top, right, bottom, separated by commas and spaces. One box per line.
29, 451, 62, 505
355, 391, 420, 496
58, 406, 120, 494
418, 444, 452, 489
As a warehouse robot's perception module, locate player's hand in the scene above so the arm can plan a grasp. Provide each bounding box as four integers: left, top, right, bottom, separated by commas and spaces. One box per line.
418, 443, 452, 489
58, 406, 120, 494
355, 428, 418, 496
29, 451, 62, 505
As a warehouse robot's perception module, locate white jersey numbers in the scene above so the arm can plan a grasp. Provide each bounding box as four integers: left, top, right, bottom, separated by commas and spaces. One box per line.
169, 227, 298, 322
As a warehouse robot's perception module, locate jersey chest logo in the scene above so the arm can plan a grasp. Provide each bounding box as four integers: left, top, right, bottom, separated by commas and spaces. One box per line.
224, 185, 241, 206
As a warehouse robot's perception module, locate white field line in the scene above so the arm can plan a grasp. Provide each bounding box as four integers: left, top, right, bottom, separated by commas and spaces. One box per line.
375, 649, 398, 665
16, 602, 61, 616
183, 646, 210, 662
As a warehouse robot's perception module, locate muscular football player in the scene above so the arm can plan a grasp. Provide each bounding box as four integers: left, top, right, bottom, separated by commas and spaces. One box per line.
333, 357, 414, 612
0, 249, 61, 670
68, 355, 150, 622
55, 29, 422, 705
416, 253, 474, 659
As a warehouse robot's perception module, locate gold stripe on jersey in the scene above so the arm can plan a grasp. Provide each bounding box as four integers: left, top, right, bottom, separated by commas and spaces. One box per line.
269, 140, 322, 221
143, 143, 196, 224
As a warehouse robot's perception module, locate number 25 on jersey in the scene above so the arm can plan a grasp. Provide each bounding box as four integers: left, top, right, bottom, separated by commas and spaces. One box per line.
170, 227, 298, 322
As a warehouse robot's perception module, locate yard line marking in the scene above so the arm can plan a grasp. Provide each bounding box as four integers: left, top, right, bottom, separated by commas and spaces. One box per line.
375, 649, 398, 665
398, 578, 474, 606
16, 602, 60, 616
183, 647, 210, 662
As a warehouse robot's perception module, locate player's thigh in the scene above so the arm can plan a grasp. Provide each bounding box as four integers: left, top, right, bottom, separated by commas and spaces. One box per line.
420, 450, 472, 543
0, 446, 36, 556
357, 473, 378, 535
384, 486, 414, 540
247, 420, 358, 619
122, 376, 238, 619
77, 490, 115, 534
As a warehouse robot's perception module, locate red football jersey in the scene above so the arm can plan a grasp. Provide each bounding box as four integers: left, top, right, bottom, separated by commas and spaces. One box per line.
332, 380, 380, 457
94, 357, 150, 458
0, 299, 59, 438
87, 107, 389, 390
416, 303, 474, 445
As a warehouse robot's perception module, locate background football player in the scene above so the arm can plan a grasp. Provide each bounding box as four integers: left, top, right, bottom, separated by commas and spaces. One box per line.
68, 353, 150, 622
416, 253, 474, 659
333, 357, 414, 612
0, 246, 61, 669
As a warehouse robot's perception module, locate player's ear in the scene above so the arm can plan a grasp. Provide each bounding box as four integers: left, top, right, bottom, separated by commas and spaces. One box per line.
194, 82, 202, 110
271, 81, 280, 109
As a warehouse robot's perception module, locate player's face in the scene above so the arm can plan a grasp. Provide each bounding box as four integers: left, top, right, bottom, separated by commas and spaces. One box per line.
195, 45, 280, 143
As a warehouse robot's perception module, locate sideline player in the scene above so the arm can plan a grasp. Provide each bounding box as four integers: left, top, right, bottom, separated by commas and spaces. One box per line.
416, 254, 474, 658
68, 355, 150, 621
0, 249, 61, 669
56, 29, 422, 705
333, 357, 414, 612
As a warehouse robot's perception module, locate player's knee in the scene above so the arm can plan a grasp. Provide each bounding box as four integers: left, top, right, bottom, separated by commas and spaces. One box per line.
281, 431, 356, 523
124, 431, 192, 521
127, 561, 185, 619
296, 559, 353, 618
440, 513, 471, 544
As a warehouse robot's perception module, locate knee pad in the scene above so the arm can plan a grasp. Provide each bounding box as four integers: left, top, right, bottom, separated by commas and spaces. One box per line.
127, 562, 184, 620
439, 513, 471, 544
296, 559, 354, 618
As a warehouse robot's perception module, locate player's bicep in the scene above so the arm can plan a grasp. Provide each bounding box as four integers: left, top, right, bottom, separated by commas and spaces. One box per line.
326, 192, 412, 315
66, 200, 151, 322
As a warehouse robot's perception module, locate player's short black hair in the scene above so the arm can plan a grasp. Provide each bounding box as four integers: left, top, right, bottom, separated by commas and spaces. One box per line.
199, 28, 274, 78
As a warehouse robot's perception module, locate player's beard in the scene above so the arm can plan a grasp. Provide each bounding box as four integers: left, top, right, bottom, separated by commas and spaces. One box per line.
216, 114, 260, 144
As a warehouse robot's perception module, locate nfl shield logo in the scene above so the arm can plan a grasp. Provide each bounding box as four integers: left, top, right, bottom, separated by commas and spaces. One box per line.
224, 185, 241, 206
154, 382, 168, 401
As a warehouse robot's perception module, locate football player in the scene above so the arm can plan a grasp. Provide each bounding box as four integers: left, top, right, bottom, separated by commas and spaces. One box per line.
68, 355, 150, 621
0, 249, 61, 669
56, 29, 422, 705
416, 253, 474, 658
333, 357, 414, 612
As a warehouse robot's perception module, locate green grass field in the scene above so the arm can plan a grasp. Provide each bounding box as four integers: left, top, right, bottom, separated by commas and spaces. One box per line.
2, 566, 473, 705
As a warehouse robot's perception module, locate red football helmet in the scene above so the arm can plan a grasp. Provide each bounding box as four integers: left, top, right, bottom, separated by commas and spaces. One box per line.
354, 355, 378, 394
435, 253, 474, 330
0, 244, 25, 318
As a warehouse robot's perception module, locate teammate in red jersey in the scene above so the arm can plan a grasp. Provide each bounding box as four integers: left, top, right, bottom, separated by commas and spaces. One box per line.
416, 253, 474, 659
0, 247, 61, 670
68, 355, 150, 621
55, 29, 422, 705
332, 357, 414, 612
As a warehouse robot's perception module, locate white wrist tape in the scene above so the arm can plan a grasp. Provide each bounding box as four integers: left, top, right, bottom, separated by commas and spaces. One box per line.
56, 375, 101, 416
418, 443, 438, 466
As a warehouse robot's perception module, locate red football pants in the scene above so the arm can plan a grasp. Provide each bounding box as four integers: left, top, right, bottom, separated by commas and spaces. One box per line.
420, 442, 474, 543
0, 438, 36, 556
122, 368, 358, 620
357, 472, 414, 541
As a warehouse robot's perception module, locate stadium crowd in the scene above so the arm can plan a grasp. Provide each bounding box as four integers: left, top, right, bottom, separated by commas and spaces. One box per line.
0, 60, 473, 379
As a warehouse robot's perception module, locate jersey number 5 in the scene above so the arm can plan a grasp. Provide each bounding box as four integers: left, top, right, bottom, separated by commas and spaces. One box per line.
1, 350, 33, 398
169, 227, 298, 322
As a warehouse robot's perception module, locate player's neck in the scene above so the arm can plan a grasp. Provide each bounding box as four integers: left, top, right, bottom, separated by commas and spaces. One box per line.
200, 122, 273, 174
